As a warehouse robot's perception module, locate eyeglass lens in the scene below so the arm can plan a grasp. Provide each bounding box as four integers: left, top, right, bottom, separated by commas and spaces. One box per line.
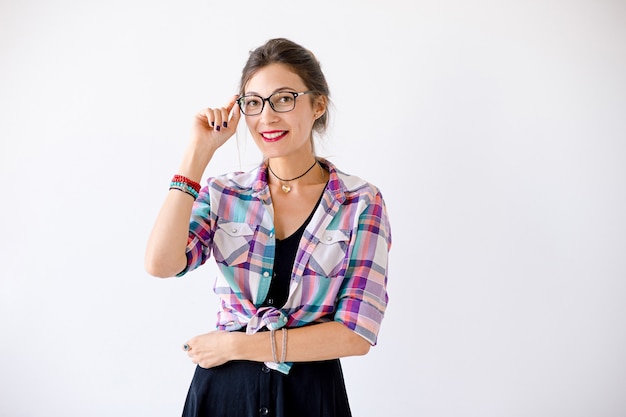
240, 92, 297, 115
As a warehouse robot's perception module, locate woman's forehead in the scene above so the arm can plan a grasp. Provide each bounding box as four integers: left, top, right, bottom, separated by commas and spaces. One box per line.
244, 63, 305, 95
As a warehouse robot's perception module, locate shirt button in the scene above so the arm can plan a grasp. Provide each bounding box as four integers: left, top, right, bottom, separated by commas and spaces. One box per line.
282, 317, 288, 323
326, 235, 332, 241
259, 407, 269, 415
263, 271, 270, 278
269, 231, 274, 238
232, 227, 238, 233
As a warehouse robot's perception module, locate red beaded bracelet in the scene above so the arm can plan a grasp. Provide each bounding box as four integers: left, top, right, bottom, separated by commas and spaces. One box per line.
171, 175, 201, 194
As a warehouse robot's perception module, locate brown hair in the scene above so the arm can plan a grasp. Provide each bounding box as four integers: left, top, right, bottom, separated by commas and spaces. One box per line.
239, 38, 331, 135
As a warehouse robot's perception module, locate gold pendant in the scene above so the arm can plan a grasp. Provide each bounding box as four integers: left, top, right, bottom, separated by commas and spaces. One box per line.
281, 184, 291, 193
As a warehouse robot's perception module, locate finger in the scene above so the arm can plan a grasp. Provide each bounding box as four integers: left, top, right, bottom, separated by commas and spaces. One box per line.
219, 106, 231, 129
212, 108, 223, 131
199, 109, 214, 129
227, 94, 242, 127
225, 94, 239, 112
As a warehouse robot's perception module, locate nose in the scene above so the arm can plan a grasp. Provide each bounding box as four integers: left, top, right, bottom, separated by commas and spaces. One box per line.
259, 99, 279, 123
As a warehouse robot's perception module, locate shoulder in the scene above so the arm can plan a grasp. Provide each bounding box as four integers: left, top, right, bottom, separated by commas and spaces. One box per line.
325, 161, 392, 243
206, 164, 264, 192
323, 159, 385, 203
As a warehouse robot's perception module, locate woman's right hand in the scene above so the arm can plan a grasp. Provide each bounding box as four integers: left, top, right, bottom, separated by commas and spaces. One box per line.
191, 94, 242, 152
178, 95, 242, 179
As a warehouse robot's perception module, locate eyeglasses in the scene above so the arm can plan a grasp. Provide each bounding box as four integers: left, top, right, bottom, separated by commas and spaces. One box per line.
236, 91, 313, 116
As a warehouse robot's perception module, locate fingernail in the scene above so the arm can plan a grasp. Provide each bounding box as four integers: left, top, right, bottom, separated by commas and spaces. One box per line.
211, 121, 215, 127
223, 121, 228, 128
216, 125, 221, 131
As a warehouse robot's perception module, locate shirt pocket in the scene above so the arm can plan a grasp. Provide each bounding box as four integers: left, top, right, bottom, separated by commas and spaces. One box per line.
213, 221, 255, 266
309, 229, 351, 277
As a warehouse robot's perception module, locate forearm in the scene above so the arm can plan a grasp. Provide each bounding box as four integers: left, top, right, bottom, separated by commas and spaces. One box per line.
233, 321, 371, 363
144, 190, 195, 277
144, 146, 216, 278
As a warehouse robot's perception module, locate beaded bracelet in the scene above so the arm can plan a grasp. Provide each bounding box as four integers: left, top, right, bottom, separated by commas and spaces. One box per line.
169, 174, 201, 199
171, 175, 201, 193
169, 183, 199, 199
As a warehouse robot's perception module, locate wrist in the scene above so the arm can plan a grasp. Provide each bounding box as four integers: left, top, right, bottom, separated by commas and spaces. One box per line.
229, 331, 245, 361
230, 331, 271, 362
178, 145, 216, 181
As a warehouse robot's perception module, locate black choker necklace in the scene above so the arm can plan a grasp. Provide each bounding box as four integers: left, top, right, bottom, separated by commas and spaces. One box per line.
268, 160, 319, 193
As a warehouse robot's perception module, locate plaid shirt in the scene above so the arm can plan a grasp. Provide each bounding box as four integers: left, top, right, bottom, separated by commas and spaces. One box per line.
178, 159, 392, 373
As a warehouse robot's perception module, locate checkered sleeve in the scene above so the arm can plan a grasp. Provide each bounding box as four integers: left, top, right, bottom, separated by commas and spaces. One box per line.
176, 183, 215, 277
334, 189, 392, 345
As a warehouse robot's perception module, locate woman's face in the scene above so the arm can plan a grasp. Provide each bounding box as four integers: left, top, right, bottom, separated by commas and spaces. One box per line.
243, 63, 324, 160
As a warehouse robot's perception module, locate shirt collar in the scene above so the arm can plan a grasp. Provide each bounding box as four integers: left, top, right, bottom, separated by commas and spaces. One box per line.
229, 158, 350, 205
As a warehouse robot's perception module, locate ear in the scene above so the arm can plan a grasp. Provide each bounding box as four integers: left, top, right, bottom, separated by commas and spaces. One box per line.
313, 95, 328, 119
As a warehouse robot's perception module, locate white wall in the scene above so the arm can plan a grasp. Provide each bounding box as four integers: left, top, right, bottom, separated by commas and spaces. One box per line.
1, 0, 625, 416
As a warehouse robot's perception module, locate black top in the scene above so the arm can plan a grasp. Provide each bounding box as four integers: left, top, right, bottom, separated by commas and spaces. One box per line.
261, 191, 324, 308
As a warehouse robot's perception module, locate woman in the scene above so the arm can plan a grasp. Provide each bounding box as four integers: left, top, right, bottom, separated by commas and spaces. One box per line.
145, 38, 392, 417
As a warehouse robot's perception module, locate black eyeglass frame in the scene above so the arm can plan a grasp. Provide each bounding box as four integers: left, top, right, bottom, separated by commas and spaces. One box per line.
236, 91, 314, 116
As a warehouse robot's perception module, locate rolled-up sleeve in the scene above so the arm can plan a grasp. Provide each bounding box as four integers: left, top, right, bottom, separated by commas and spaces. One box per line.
176, 184, 215, 277
334, 190, 392, 345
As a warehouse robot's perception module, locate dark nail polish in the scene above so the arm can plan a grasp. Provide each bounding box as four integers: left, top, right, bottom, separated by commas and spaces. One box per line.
211, 121, 215, 127
223, 121, 228, 128
216, 125, 221, 131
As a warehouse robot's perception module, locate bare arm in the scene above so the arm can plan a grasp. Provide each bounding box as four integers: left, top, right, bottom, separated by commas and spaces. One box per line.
184, 322, 371, 369
144, 96, 241, 278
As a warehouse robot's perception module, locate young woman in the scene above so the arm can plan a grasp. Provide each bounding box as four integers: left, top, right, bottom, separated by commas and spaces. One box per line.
145, 37, 392, 417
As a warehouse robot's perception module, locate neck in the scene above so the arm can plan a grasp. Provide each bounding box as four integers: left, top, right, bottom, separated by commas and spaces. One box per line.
267, 158, 322, 193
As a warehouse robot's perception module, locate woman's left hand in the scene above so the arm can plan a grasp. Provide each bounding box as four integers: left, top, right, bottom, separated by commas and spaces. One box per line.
183, 330, 236, 368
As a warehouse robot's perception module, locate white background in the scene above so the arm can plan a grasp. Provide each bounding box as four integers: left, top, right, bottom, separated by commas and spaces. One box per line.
1, 0, 625, 416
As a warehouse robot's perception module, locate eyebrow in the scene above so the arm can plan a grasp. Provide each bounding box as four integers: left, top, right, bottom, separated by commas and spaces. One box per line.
244, 86, 298, 96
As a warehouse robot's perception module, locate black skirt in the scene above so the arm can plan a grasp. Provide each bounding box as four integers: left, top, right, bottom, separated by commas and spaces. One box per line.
181, 359, 352, 417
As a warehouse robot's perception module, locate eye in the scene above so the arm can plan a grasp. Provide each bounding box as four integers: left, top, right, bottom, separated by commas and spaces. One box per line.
244, 96, 261, 108
276, 93, 295, 104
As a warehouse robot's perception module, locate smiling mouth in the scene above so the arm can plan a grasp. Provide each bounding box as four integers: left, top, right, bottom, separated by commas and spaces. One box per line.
261, 131, 288, 141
